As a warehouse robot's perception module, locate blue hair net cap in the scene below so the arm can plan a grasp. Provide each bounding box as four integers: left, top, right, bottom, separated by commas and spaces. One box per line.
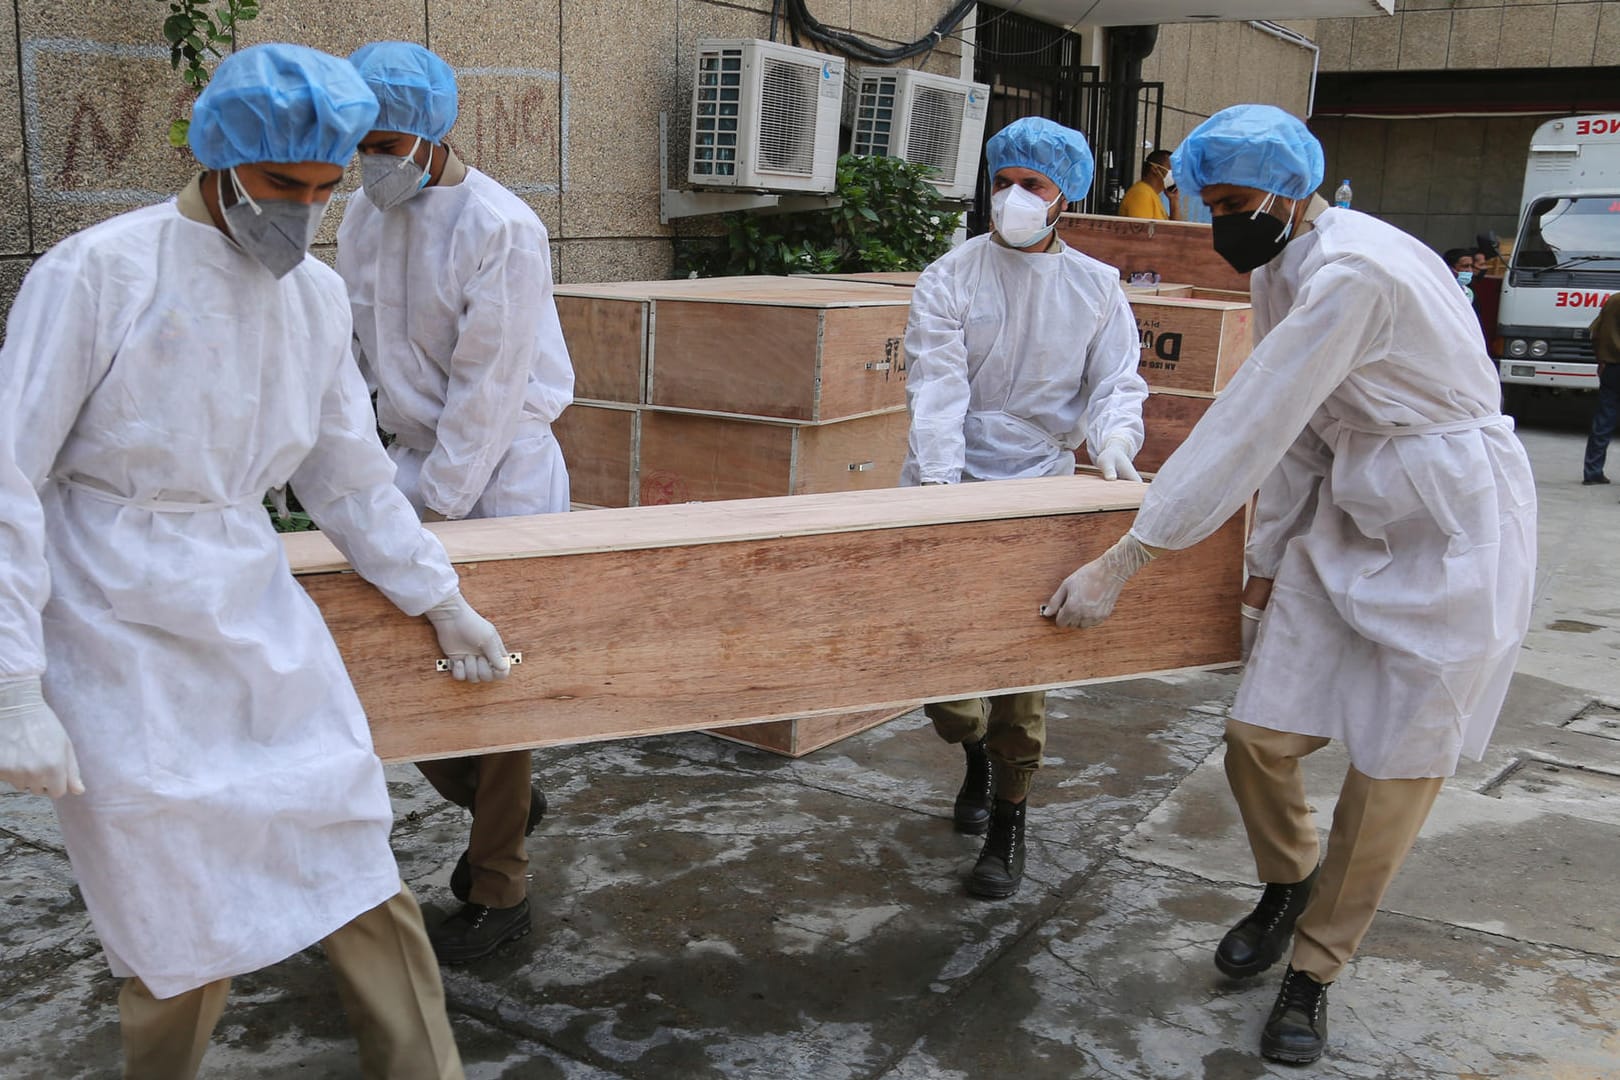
986, 116, 1094, 203
190, 43, 379, 170
349, 41, 459, 143
1171, 104, 1325, 202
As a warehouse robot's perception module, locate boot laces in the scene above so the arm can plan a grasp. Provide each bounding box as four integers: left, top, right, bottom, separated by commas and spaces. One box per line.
1251, 881, 1297, 932
1280, 969, 1326, 1021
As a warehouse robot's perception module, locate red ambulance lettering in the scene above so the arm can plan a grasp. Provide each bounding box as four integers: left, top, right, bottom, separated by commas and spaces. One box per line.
1577, 118, 1620, 136
1554, 291, 1614, 307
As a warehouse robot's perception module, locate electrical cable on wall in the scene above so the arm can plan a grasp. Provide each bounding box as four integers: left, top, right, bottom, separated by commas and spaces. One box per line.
784, 0, 975, 64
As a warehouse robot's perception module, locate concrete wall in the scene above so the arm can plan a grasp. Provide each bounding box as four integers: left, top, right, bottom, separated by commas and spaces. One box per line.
1310, 112, 1543, 250
1313, 0, 1620, 71
0, 0, 968, 308
1139, 21, 1318, 155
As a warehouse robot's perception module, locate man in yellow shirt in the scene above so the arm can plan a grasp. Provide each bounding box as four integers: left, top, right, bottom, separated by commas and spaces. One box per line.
1119, 149, 1178, 220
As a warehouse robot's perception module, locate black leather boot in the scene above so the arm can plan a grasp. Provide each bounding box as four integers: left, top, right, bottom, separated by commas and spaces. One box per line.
966, 798, 1026, 899
953, 738, 994, 834
1261, 965, 1330, 1064
1214, 866, 1319, 978
452, 784, 547, 903
429, 898, 532, 964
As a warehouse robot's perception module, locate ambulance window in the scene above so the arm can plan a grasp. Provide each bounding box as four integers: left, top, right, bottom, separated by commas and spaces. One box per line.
1516, 196, 1620, 267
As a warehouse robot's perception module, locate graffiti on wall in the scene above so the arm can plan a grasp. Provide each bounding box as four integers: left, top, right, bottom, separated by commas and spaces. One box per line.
19, 39, 570, 234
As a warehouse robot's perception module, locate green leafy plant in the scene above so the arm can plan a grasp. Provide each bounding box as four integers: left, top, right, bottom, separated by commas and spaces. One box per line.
163, 0, 262, 147
677, 154, 962, 278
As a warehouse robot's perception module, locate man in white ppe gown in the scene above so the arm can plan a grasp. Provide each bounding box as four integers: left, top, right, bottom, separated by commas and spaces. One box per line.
1043, 104, 1536, 1066
904, 115, 1147, 900
338, 41, 573, 964
0, 44, 515, 1079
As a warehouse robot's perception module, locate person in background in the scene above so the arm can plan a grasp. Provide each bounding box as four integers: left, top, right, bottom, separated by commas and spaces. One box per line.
0, 43, 515, 1079
339, 41, 574, 965
1443, 248, 1476, 306
905, 115, 1147, 901
1581, 291, 1620, 485
1045, 104, 1536, 1067
1119, 149, 1179, 220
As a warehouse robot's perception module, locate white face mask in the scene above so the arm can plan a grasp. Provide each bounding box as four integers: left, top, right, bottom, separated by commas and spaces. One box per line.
1159, 166, 1175, 189
992, 184, 1062, 249
361, 135, 431, 211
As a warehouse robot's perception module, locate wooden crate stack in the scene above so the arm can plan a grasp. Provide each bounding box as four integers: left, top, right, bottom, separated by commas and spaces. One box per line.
553, 276, 917, 508
551, 275, 923, 754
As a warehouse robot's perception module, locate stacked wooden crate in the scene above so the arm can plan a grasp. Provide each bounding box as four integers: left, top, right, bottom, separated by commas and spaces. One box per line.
1080, 287, 1253, 474
552, 276, 917, 508
551, 275, 922, 754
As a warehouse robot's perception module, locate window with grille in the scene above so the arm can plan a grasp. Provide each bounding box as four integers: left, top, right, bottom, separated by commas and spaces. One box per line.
853, 75, 899, 157
693, 47, 743, 177
758, 57, 820, 175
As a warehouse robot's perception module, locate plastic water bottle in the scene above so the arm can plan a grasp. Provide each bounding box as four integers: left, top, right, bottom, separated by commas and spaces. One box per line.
1334, 179, 1352, 209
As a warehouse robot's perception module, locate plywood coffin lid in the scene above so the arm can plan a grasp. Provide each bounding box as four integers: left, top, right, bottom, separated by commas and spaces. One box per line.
283, 475, 1148, 575
1131, 294, 1252, 313
552, 275, 912, 309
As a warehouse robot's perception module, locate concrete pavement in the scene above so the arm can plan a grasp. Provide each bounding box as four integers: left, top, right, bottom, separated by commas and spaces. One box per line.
1, 421, 1616, 1079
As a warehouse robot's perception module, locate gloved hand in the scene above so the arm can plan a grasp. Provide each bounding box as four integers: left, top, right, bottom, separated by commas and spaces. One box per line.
425, 593, 510, 683
0, 677, 84, 798
1240, 603, 1264, 660
1094, 438, 1142, 482
1041, 533, 1157, 628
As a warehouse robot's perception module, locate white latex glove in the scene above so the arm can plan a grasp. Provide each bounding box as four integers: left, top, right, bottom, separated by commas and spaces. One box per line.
0, 677, 84, 798
425, 593, 510, 683
1095, 437, 1142, 482
1042, 533, 1157, 629
1241, 603, 1264, 660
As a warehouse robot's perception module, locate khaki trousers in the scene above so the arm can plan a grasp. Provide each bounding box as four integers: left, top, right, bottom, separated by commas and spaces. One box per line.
927, 692, 1046, 801
1223, 719, 1444, 983
417, 750, 532, 908
119, 885, 463, 1080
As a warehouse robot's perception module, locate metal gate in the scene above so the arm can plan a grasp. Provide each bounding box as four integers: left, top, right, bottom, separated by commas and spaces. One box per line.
969, 4, 1164, 232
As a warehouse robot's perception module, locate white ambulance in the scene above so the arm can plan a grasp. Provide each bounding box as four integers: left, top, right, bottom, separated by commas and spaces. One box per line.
1497, 114, 1620, 397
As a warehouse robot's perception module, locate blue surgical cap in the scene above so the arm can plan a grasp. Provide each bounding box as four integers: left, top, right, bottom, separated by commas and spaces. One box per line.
349, 42, 459, 143
986, 117, 1094, 204
190, 43, 379, 170
1172, 104, 1324, 202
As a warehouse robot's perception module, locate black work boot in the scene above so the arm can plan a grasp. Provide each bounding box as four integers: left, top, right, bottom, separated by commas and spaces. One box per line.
966, 798, 1026, 899
429, 898, 532, 964
451, 784, 547, 903
952, 738, 994, 834
1215, 866, 1319, 978
1261, 965, 1330, 1065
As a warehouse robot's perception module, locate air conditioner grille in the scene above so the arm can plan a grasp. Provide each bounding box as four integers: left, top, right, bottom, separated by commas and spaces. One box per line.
904, 85, 967, 184
853, 75, 898, 157
693, 48, 744, 178
758, 56, 820, 176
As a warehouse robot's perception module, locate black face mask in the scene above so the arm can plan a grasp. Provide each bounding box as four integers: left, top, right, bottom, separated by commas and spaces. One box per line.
1212, 205, 1294, 274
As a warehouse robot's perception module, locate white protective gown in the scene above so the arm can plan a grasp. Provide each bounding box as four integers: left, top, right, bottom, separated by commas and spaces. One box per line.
338, 160, 574, 520
1131, 207, 1538, 779
0, 195, 459, 998
903, 233, 1147, 484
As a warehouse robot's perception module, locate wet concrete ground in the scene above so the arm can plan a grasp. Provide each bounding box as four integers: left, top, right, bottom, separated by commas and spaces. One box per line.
1, 424, 1617, 1079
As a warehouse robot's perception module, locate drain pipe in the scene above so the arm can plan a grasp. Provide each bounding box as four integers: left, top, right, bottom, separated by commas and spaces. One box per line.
1247, 20, 1320, 117
1106, 24, 1159, 212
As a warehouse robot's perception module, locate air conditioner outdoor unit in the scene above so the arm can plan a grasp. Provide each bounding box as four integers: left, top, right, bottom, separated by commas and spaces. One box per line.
852, 68, 990, 201
688, 38, 844, 194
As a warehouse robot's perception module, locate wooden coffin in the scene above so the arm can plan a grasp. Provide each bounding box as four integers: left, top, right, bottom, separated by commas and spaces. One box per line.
1079, 390, 1214, 475
554, 290, 650, 404
1131, 294, 1253, 395
555, 276, 915, 421
284, 477, 1243, 763
1057, 213, 1250, 292
637, 407, 908, 505
805, 271, 921, 288
711, 703, 921, 757
553, 402, 639, 509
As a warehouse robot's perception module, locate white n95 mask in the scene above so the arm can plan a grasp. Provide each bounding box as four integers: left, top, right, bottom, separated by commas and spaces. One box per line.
361, 135, 431, 211
992, 185, 1062, 249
